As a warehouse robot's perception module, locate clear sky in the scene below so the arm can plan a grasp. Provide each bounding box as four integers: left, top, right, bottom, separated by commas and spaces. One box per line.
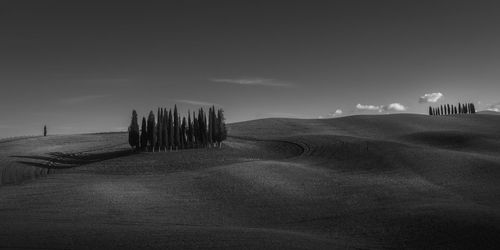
1, 0, 500, 137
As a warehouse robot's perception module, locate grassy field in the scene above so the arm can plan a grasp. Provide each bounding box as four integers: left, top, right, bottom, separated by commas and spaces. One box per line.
1, 114, 500, 249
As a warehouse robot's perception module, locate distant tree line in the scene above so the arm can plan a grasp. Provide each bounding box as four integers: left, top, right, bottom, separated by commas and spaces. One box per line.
128, 105, 227, 151
428, 102, 476, 116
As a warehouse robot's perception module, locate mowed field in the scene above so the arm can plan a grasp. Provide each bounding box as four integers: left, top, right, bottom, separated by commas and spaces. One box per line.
1, 114, 500, 249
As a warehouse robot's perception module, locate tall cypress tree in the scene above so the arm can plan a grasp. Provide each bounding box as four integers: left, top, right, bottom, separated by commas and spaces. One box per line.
429, 106, 433, 115
447, 104, 450, 115
181, 117, 187, 149
208, 107, 212, 146
128, 110, 140, 150
162, 108, 168, 151
147, 111, 156, 151
193, 111, 199, 147
187, 112, 193, 148
203, 108, 208, 147
463, 103, 468, 114
211, 106, 217, 146
218, 108, 227, 146
174, 105, 179, 150
199, 108, 207, 147
140, 117, 148, 151
168, 109, 173, 150
156, 108, 162, 151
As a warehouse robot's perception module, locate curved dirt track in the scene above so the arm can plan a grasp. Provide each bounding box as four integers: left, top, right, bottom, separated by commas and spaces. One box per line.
1, 114, 500, 249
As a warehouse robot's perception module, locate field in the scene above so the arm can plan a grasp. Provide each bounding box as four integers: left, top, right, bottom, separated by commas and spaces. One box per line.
1, 114, 500, 249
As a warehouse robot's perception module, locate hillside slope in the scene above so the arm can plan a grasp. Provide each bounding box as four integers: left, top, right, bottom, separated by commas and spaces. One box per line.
1, 114, 500, 249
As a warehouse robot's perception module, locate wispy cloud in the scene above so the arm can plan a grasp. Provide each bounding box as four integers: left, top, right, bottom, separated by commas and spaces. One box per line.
210, 78, 293, 87
175, 99, 218, 106
356, 104, 381, 111
419, 92, 443, 103
60, 94, 110, 104
356, 103, 407, 112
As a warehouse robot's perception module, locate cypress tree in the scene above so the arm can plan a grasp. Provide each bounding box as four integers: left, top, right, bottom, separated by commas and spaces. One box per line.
454, 106, 458, 114
471, 103, 476, 114
440, 105, 444, 115
162, 108, 168, 151
152, 122, 157, 152
193, 111, 199, 147
447, 104, 450, 115
181, 117, 187, 149
463, 103, 468, 114
147, 111, 156, 151
203, 109, 208, 147
208, 107, 213, 147
217, 108, 227, 146
214, 108, 220, 145
174, 105, 179, 150
128, 110, 140, 150
188, 112, 193, 148
458, 102, 462, 114
168, 109, 173, 150
211, 106, 217, 146
140, 117, 148, 151
429, 106, 433, 116
157, 108, 162, 151
199, 108, 207, 147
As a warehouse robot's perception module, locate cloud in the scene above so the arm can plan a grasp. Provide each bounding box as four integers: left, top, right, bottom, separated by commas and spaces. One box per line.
175, 99, 218, 106
356, 104, 381, 111
210, 78, 292, 87
60, 94, 109, 104
328, 109, 343, 117
356, 103, 407, 112
419, 92, 443, 103
383, 103, 407, 111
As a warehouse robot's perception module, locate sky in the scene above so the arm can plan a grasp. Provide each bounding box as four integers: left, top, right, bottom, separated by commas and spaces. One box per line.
1, 0, 500, 137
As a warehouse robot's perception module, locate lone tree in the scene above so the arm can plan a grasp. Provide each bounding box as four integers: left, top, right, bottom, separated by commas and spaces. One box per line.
140, 117, 148, 151
128, 110, 140, 150
44, 125, 47, 136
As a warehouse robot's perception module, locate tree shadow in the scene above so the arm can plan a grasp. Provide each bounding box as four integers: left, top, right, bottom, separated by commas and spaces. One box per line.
11, 149, 136, 169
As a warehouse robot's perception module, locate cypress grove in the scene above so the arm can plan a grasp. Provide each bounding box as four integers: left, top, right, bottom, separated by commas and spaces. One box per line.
129, 106, 227, 151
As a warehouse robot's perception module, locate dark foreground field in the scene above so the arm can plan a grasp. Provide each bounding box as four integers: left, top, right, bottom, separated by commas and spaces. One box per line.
1, 114, 500, 249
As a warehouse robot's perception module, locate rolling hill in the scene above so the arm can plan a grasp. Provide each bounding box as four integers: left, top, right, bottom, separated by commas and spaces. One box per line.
1, 113, 500, 249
